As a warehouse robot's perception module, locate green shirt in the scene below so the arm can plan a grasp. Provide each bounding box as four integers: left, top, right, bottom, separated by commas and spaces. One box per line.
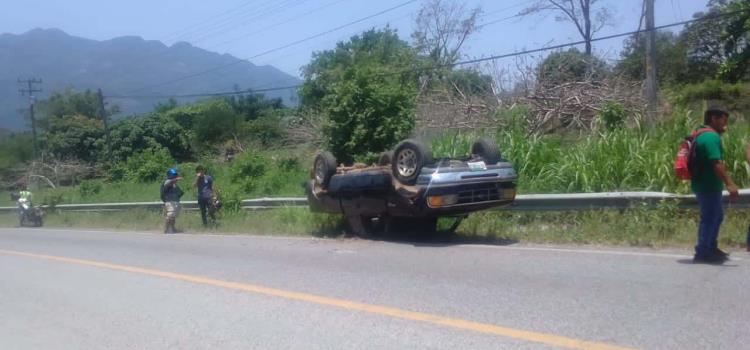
690, 127, 724, 193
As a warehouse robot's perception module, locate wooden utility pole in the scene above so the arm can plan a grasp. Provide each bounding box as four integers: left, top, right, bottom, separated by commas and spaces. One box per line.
18, 78, 43, 158
97, 88, 110, 157
644, 0, 658, 121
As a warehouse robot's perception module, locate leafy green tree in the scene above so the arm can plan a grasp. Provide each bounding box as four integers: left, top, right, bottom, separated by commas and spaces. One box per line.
301, 28, 419, 162
537, 48, 607, 86
717, 0, 750, 82
36, 88, 119, 130
225, 92, 284, 121
0, 133, 33, 169
153, 98, 178, 113
111, 147, 175, 182
446, 69, 494, 95
163, 99, 242, 145
32, 88, 120, 162
45, 115, 104, 162
107, 113, 192, 162
243, 114, 285, 147
677, 0, 750, 83
616, 31, 692, 84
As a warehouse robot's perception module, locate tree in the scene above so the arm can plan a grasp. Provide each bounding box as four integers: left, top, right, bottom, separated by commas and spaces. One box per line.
616, 31, 692, 84
446, 68, 494, 95
520, 0, 613, 57
537, 48, 607, 86
412, 0, 481, 68
301, 28, 419, 163
680, 2, 729, 82
36, 88, 119, 130
33, 89, 120, 162
717, 0, 750, 82
45, 115, 104, 162
160, 99, 242, 148
107, 113, 192, 163
225, 92, 284, 121
153, 98, 178, 113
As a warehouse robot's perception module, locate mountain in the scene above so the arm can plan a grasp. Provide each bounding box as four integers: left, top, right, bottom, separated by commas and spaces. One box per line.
0, 28, 301, 130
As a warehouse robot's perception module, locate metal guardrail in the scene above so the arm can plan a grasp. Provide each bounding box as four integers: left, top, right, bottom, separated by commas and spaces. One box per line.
2, 191, 750, 213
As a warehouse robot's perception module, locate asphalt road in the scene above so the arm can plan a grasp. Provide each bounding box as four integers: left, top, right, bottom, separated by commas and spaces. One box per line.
1, 227, 748, 350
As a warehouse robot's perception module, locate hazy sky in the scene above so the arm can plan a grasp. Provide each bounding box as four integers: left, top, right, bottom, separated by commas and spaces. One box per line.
1, 0, 709, 79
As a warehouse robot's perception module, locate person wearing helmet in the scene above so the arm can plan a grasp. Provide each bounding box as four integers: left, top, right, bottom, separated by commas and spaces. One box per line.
13, 183, 34, 226
160, 168, 184, 233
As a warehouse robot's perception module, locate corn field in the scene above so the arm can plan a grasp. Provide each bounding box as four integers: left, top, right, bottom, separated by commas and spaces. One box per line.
431, 109, 750, 194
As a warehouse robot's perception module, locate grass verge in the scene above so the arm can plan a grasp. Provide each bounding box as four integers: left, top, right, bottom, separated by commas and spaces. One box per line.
2, 206, 749, 249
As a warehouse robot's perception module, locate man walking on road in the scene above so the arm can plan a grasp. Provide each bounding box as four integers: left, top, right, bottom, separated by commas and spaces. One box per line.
193, 165, 216, 227
161, 168, 184, 234
692, 108, 739, 263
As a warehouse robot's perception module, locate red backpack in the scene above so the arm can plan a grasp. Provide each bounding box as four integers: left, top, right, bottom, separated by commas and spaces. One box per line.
674, 127, 715, 181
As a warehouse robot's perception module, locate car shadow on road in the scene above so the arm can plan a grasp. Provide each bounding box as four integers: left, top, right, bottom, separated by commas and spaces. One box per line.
368, 231, 520, 248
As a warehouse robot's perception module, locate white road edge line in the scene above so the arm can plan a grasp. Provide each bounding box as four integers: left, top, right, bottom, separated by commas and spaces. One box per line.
3, 227, 740, 261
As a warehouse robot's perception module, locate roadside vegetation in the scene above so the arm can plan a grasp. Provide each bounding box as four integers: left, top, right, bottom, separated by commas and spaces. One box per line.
3, 1, 750, 248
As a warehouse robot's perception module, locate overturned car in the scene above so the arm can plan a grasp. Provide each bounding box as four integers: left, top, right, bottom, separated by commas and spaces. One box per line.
306, 138, 518, 236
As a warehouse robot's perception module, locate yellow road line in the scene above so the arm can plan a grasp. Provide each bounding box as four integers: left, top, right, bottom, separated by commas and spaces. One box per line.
0, 248, 635, 350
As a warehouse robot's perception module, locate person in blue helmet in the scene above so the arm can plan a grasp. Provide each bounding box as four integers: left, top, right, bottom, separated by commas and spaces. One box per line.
160, 168, 184, 233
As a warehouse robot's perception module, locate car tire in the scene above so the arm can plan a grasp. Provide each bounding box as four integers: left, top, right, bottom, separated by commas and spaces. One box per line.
392, 139, 432, 185
471, 138, 501, 165
313, 152, 337, 188
377, 151, 393, 166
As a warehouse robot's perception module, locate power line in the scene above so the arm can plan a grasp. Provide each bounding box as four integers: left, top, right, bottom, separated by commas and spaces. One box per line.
109, 7, 750, 100
250, 10, 415, 72
108, 84, 301, 99
124, 0, 419, 94
185, 0, 309, 46
138, 0, 300, 60
161, 0, 265, 43
206, 0, 351, 50
479, 0, 533, 19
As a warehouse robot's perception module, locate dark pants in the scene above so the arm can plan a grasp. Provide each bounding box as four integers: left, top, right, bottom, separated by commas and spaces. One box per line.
695, 192, 724, 255
198, 197, 216, 227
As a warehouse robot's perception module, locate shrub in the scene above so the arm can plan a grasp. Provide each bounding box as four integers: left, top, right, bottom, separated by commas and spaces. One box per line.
79, 180, 102, 197
230, 151, 267, 192
243, 115, 285, 147
598, 102, 627, 131
674, 80, 750, 112
115, 147, 175, 183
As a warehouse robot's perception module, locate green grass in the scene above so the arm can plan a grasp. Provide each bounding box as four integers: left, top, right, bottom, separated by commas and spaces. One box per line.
22, 151, 311, 207
0, 208, 343, 236
3, 206, 748, 249
431, 108, 750, 194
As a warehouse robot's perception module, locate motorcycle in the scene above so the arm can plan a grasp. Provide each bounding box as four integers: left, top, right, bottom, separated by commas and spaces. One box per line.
10, 192, 44, 227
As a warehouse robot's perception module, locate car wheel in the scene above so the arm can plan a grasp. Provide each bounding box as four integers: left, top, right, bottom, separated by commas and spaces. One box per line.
471, 138, 501, 165
377, 151, 393, 166
313, 152, 337, 188
392, 139, 432, 185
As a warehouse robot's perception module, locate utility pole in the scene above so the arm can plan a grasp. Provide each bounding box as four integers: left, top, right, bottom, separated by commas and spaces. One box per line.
644, 0, 658, 121
18, 78, 43, 158
97, 88, 110, 157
